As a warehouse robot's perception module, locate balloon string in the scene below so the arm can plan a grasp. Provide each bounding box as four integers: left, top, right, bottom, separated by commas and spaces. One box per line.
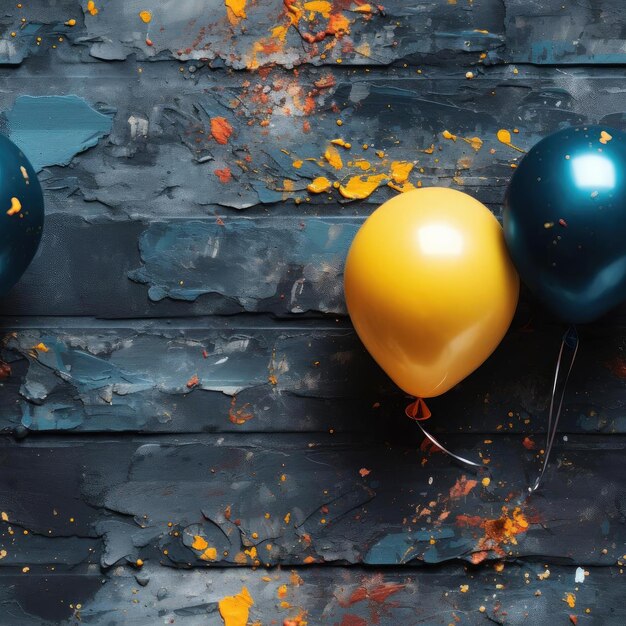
528, 324, 579, 493
406, 399, 482, 468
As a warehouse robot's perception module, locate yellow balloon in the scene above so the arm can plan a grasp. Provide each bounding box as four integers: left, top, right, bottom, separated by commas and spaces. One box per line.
344, 188, 519, 398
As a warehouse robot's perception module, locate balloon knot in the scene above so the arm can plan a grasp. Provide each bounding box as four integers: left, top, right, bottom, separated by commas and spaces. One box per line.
405, 398, 432, 422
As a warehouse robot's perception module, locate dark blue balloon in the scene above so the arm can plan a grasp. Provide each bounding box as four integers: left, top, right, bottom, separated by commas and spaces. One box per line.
0, 134, 44, 296
504, 125, 626, 324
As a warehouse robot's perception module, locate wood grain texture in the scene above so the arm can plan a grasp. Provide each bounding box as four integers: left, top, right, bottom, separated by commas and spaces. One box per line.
2, 0, 626, 624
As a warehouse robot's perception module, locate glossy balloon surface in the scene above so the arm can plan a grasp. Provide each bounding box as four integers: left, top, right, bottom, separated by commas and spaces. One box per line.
0, 134, 44, 296
504, 125, 626, 323
344, 188, 519, 398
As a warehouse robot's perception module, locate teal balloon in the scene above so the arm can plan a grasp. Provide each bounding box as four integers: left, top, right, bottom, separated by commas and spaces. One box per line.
0, 134, 44, 296
504, 125, 626, 323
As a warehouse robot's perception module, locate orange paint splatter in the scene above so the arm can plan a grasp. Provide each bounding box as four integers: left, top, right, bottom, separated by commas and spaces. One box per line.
229, 396, 254, 425
32, 342, 49, 353
599, 130, 612, 144
563, 592, 576, 608
186, 374, 199, 389
522, 436, 535, 450
449, 475, 478, 499
442, 130, 457, 142
138, 10, 152, 23
86, 1, 99, 16
218, 587, 254, 626
215, 167, 232, 183
359, 468, 371, 477
339, 173, 387, 199
307, 176, 331, 194
7, 197, 21, 216
211, 117, 234, 145
456, 506, 530, 555
462, 136, 483, 152
277, 584, 288, 598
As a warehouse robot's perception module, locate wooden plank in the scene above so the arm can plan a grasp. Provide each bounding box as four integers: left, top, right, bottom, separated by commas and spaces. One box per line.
1, 64, 626, 218
1, 434, 624, 568
1, 1, 505, 67
1, 319, 625, 435
0, 563, 622, 625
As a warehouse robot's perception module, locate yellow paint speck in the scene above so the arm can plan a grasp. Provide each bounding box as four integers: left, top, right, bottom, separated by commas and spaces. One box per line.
7, 197, 21, 216
65, 19, 76, 26
336, 119, 343, 126
442, 130, 457, 141
22, 567, 29, 573
139, 10, 152, 23
87, 1, 99, 16
277, 584, 288, 598
1, 512, 7, 522
600, 130, 613, 144
497, 129, 525, 152
32, 342, 49, 353
481, 477, 490, 487
563, 592, 576, 608
460, 584, 469, 593
284, 512, 291, 524
0, 550, 6, 560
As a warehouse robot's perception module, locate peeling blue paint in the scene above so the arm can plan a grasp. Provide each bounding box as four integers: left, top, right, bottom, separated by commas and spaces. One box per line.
5, 95, 114, 171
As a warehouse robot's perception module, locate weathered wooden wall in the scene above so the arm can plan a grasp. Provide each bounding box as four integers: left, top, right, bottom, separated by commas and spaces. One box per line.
1, 1, 626, 624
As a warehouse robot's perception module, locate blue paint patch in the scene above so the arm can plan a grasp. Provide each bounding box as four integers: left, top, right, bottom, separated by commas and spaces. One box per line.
364, 528, 456, 565
5, 95, 114, 171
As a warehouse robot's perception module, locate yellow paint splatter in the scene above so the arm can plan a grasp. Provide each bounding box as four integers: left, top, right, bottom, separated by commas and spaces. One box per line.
86, 1, 99, 16
353, 159, 371, 171
20, 165, 29, 183
331, 138, 351, 149
324, 145, 343, 170
497, 129, 525, 152
32, 342, 49, 353
339, 173, 387, 200
139, 10, 152, 23
303, 0, 331, 17
218, 587, 254, 626
460, 584, 469, 593
353, 4, 373, 12
481, 477, 490, 487
442, 130, 457, 141
600, 130, 613, 144
192, 535, 208, 551
1, 512, 7, 522
422, 144, 435, 154
0, 550, 6, 560
284, 512, 291, 524
390, 161, 413, 184
563, 592, 576, 608
201, 546, 218, 561
292, 160, 303, 169
277, 584, 288, 598
463, 136, 484, 152
307, 177, 331, 194
7, 197, 21, 216
65, 19, 76, 26
225, 0, 247, 25
387, 181, 417, 193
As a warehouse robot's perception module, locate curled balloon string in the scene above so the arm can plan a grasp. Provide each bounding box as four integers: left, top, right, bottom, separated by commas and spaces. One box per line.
528, 324, 579, 493
406, 399, 482, 468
